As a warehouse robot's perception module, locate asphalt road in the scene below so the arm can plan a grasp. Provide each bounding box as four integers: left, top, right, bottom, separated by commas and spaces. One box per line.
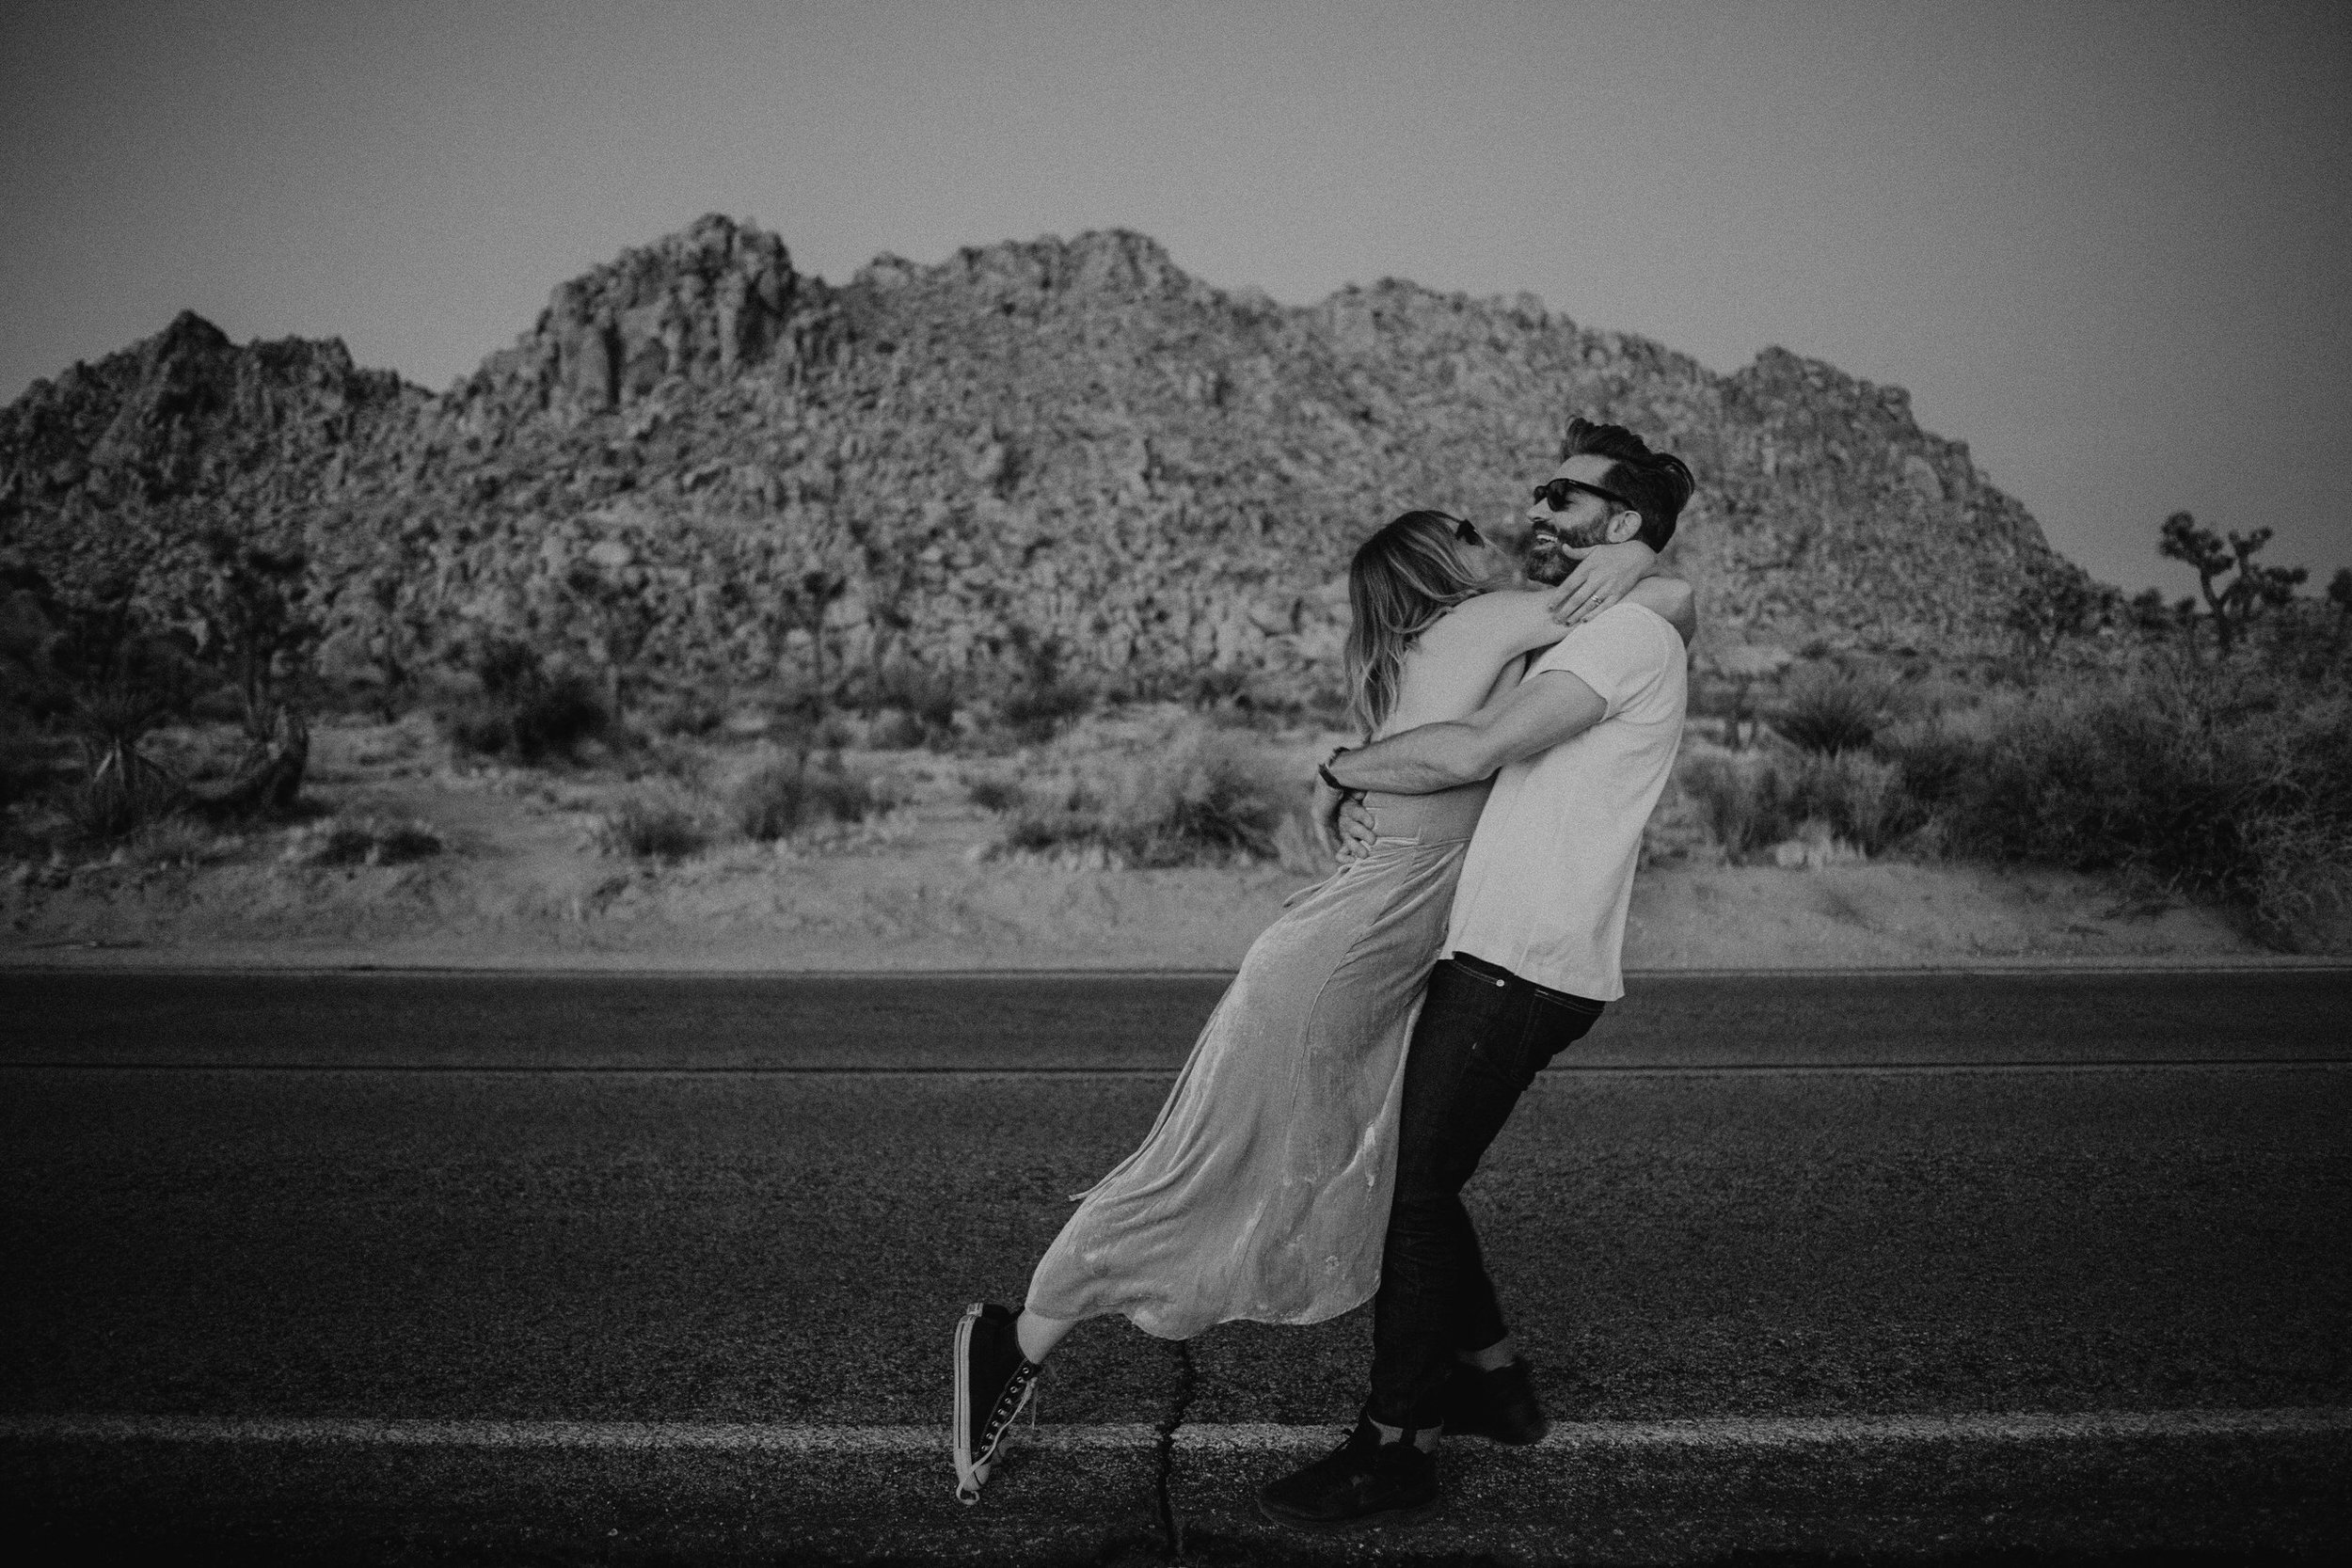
4, 968, 2349, 1562
6, 965, 2348, 1069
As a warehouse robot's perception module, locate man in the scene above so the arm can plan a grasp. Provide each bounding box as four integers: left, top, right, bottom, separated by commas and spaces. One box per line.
1259, 417, 1696, 1529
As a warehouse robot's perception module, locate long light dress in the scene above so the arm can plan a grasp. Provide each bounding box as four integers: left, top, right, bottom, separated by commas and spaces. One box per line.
1025, 779, 1492, 1338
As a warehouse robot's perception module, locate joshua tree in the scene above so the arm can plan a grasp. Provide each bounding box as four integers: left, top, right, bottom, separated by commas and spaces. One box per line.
2158, 511, 2309, 653
773, 567, 850, 720
192, 531, 319, 815
564, 562, 656, 726
856, 539, 920, 719
362, 570, 415, 721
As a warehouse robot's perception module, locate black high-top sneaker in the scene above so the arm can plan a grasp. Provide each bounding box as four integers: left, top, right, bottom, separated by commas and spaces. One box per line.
1257, 1417, 1439, 1531
1440, 1355, 1550, 1445
952, 1302, 1041, 1504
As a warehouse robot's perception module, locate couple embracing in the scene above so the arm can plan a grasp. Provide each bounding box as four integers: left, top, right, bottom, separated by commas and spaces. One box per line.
955, 417, 1697, 1529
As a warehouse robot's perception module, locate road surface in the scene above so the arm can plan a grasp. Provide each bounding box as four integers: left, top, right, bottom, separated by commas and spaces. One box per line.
5, 968, 2348, 1561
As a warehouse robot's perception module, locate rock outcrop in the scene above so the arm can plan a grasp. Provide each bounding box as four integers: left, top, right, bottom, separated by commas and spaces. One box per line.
0, 215, 2106, 706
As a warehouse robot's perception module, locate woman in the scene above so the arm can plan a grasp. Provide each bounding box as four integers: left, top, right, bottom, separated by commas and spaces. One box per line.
952, 512, 1685, 1503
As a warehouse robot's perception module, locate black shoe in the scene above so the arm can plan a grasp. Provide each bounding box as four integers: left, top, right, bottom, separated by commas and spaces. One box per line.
1257, 1418, 1439, 1531
953, 1302, 1041, 1504
1440, 1355, 1550, 1445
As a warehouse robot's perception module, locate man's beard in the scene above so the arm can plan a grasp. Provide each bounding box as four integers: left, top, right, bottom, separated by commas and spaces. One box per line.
1525, 547, 1573, 586
1525, 515, 1619, 585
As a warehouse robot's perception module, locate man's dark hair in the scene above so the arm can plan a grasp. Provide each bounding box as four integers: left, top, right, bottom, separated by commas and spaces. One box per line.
1561, 417, 1695, 552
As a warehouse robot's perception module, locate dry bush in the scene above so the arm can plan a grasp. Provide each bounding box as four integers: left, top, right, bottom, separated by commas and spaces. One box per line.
598, 791, 710, 861
2, 717, 62, 810
1001, 724, 1313, 868
866, 709, 930, 750
1677, 746, 1914, 860
291, 816, 445, 867
627, 736, 713, 792
1769, 666, 1898, 753
998, 677, 1093, 745
1677, 657, 2352, 941
733, 757, 880, 842
966, 777, 1025, 814
1892, 661, 2352, 938
643, 691, 723, 739
444, 668, 611, 763
869, 663, 960, 746
126, 815, 239, 869
61, 748, 181, 842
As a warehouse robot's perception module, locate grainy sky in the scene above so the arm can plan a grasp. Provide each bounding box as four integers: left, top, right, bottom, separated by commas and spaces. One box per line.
5, 0, 2347, 594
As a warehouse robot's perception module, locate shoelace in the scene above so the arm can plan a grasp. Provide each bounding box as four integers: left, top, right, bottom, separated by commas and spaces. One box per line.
981, 1362, 1041, 1450
955, 1360, 1041, 1506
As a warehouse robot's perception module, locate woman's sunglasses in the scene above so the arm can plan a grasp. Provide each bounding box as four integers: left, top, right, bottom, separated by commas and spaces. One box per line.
1533, 477, 1638, 515
1441, 514, 1484, 546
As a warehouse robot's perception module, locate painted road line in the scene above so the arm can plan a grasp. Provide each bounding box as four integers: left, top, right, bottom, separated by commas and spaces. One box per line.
4, 1060, 2348, 1077
0, 1415, 1140, 1453
7, 1409, 2347, 1452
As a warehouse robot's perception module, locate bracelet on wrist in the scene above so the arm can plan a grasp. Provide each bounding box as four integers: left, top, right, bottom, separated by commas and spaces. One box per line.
1319, 746, 1353, 792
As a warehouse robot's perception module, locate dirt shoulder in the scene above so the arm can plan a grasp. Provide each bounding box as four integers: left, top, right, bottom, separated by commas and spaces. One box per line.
6, 715, 2338, 974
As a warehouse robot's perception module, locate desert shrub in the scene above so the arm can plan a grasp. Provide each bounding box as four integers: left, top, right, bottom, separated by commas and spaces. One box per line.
628, 736, 712, 791
61, 749, 182, 842
1677, 750, 1772, 855
866, 709, 929, 750
1896, 662, 2352, 935
0, 717, 55, 808
472, 637, 541, 699
1795, 750, 1909, 852
1184, 668, 1253, 708
1002, 725, 1308, 868
1871, 709, 1986, 805
306, 822, 379, 867
966, 777, 1025, 814
510, 672, 611, 758
1140, 736, 1292, 865
999, 677, 1093, 744
127, 815, 237, 869
1677, 746, 1915, 858
1770, 666, 1894, 753
445, 669, 611, 763
293, 816, 444, 868
599, 791, 710, 861
870, 663, 959, 736
645, 692, 723, 738
443, 705, 513, 756
732, 757, 879, 842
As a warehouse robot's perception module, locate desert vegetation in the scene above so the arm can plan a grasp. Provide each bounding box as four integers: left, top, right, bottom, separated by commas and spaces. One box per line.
4, 495, 2347, 955
0, 538, 327, 853
988, 721, 1321, 872
729, 754, 882, 844
1669, 597, 2351, 945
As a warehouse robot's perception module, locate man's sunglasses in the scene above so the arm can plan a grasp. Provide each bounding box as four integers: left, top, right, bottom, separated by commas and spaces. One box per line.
1533, 476, 1638, 515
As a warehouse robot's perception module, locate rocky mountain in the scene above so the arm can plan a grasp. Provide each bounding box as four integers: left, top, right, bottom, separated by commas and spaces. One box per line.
1, 214, 2102, 711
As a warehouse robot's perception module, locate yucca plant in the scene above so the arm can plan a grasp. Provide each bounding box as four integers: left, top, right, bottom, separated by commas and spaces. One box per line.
66, 686, 183, 840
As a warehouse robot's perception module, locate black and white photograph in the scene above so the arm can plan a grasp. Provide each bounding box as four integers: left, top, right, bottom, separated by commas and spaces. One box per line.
4, 2, 2348, 1561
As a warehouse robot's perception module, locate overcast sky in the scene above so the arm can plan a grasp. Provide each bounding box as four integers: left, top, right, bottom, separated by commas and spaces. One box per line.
6, 0, 2347, 594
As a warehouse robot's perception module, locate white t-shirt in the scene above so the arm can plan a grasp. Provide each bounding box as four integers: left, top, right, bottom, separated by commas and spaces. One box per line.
1442, 602, 1688, 1000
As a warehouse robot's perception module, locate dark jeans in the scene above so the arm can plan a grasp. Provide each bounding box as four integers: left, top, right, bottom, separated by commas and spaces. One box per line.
1366, 952, 1605, 1429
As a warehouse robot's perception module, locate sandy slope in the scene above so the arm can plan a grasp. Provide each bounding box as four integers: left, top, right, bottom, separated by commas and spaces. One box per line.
4, 716, 2332, 973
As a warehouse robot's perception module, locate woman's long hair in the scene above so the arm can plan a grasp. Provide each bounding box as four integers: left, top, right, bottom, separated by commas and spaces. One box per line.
1343, 511, 1493, 738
